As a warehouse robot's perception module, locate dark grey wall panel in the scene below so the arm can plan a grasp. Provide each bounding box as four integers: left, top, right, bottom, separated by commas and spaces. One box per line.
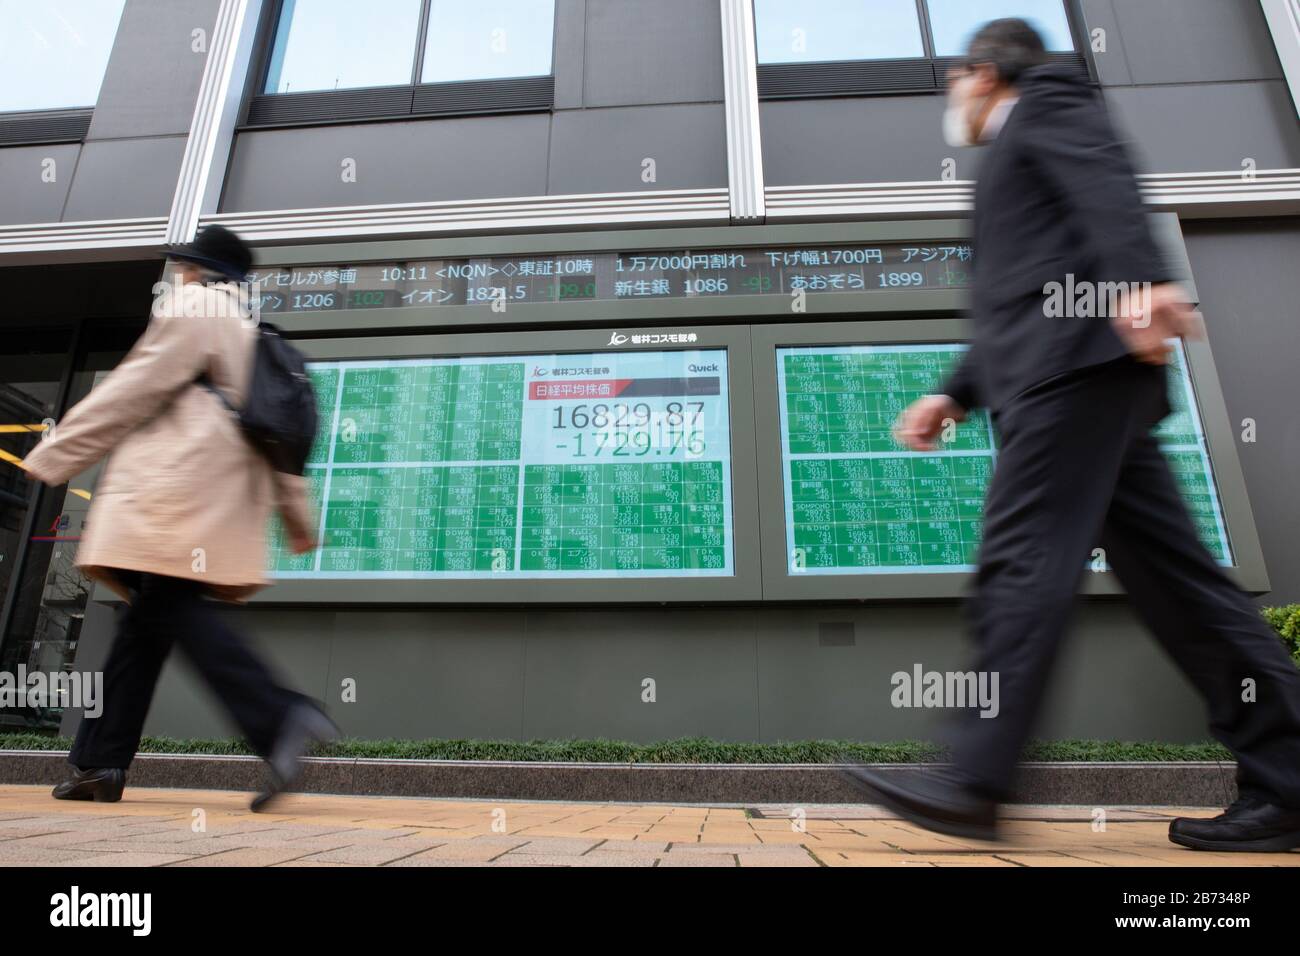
762, 81, 1300, 189
1105, 0, 1283, 86
757, 607, 970, 743
1079, 0, 1133, 87
1105, 82, 1300, 173
1030, 603, 1209, 741
756, 604, 1205, 743
547, 103, 727, 193
760, 95, 978, 186
581, 0, 723, 107
322, 611, 527, 740
0, 144, 79, 224
552, 0, 587, 110
220, 114, 551, 211
116, 600, 1214, 744
1180, 219, 1300, 601
136, 608, 339, 741
520, 610, 759, 741
59, 136, 187, 220
86, 0, 219, 140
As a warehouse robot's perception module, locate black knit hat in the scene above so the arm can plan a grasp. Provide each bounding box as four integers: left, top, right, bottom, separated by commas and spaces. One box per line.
161, 224, 252, 281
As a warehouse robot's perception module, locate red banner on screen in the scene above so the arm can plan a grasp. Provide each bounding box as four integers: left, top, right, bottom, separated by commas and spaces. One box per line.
529, 380, 632, 400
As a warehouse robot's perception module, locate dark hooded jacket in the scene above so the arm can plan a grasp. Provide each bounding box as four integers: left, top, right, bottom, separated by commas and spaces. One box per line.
941, 63, 1181, 414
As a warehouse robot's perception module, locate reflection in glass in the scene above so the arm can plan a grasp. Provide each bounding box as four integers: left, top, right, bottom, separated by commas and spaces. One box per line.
0, 0, 127, 112
926, 0, 1075, 57
754, 0, 924, 64
422, 0, 555, 83
0, 343, 70, 730
264, 0, 424, 93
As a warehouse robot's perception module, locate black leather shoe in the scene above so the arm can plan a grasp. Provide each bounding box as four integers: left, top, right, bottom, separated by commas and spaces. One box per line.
840, 765, 1000, 841
1169, 797, 1300, 852
52, 767, 125, 803
250, 702, 340, 813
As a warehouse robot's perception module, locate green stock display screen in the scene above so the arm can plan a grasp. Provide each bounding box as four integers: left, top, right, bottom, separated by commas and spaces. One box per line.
776, 342, 1232, 575
268, 349, 735, 578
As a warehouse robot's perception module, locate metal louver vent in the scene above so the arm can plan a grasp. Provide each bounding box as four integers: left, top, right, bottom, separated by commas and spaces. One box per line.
245, 77, 554, 128
0, 109, 92, 145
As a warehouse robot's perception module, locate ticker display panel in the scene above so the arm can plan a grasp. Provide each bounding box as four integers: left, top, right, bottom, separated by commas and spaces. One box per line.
775, 342, 1232, 575
268, 349, 735, 579
245, 241, 973, 315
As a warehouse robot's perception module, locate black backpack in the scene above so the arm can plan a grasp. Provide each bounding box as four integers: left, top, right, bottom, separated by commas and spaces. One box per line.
198, 322, 318, 475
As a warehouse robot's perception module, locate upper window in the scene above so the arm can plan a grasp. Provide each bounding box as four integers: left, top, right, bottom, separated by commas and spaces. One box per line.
754, 0, 1083, 97
755, 0, 1075, 65
755, 0, 924, 64
0, 0, 127, 112
265, 0, 424, 93
421, 0, 556, 83
925, 0, 1075, 57
264, 0, 555, 94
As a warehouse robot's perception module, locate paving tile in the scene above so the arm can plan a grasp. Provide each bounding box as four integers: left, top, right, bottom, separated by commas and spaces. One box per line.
590, 838, 669, 853
167, 846, 350, 866
996, 853, 1106, 866
752, 830, 818, 845
395, 859, 515, 867
60, 851, 204, 867
565, 853, 660, 867
270, 861, 362, 867
0, 827, 74, 841
509, 836, 604, 855
656, 852, 737, 867
737, 850, 819, 867
668, 842, 789, 854
494, 851, 646, 867
0, 843, 129, 865
395, 838, 529, 863
0, 786, 1296, 868
36, 838, 237, 856
927, 855, 1021, 867
818, 851, 938, 867
296, 842, 442, 865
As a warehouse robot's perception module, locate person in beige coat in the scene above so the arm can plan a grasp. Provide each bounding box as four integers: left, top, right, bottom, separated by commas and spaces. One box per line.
21, 225, 336, 811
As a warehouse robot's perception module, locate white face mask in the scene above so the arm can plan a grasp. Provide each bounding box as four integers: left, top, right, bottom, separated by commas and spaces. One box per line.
942, 74, 987, 148
942, 100, 974, 148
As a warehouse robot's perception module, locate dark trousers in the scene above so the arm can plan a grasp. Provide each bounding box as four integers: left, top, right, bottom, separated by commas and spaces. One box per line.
71, 572, 303, 770
944, 356, 1300, 808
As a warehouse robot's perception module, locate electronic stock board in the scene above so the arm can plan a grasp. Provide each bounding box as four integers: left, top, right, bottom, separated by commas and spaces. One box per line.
268, 347, 736, 580
773, 341, 1232, 576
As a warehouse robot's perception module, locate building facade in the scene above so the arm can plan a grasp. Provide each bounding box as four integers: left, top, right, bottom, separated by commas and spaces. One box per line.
1, 0, 1297, 744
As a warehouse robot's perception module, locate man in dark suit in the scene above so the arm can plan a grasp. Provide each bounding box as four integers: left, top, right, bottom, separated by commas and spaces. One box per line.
843, 18, 1300, 851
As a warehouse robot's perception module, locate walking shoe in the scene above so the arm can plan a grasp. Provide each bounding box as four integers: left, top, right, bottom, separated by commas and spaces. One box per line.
52, 767, 125, 803
1169, 797, 1300, 852
250, 702, 340, 813
840, 764, 1000, 841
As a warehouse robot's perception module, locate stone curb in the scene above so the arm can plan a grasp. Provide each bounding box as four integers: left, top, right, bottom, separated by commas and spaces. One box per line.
0, 750, 1237, 806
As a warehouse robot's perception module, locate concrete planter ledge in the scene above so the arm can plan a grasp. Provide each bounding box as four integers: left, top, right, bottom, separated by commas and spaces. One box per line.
0, 750, 1238, 806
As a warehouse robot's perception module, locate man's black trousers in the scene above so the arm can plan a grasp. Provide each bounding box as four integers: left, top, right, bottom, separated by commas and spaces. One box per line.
70, 572, 303, 770
944, 355, 1300, 808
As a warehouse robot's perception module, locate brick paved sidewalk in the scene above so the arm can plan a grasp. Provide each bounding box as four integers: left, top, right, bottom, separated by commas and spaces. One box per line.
1, 785, 1296, 867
